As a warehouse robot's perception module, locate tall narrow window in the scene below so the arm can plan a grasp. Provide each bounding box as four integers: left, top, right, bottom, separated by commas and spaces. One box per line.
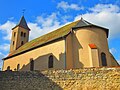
17, 64, 20, 71
21, 41, 24, 45
13, 41, 15, 45
24, 33, 26, 37
14, 32, 16, 37
30, 59, 34, 71
101, 52, 107, 66
21, 32, 23, 37
48, 55, 53, 68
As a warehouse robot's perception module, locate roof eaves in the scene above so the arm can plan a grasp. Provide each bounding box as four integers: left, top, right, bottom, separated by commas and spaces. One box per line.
12, 25, 30, 30
72, 25, 109, 38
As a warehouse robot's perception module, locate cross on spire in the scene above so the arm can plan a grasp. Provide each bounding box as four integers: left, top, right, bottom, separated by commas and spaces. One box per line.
81, 14, 83, 20
22, 9, 26, 15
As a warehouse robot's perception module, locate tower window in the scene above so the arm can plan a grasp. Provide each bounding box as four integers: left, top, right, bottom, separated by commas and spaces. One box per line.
13, 41, 14, 45
21, 32, 23, 37
30, 58, 34, 71
14, 32, 16, 37
24, 33, 26, 37
101, 52, 107, 66
48, 55, 53, 68
21, 41, 24, 45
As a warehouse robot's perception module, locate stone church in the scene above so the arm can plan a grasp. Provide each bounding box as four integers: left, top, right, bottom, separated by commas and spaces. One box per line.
2, 16, 119, 71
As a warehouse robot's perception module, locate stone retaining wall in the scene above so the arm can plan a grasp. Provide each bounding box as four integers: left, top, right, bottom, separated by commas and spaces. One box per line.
0, 67, 120, 90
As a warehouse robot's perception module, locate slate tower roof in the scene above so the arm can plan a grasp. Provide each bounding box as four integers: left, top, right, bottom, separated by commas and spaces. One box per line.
74, 17, 92, 28
12, 16, 30, 30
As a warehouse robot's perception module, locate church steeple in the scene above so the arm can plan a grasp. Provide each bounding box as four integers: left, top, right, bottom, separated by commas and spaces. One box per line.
10, 16, 30, 53
12, 16, 30, 30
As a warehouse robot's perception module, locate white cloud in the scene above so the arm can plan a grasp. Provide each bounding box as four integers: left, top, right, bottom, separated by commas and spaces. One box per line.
74, 4, 120, 38
57, 1, 83, 11
110, 48, 117, 54
28, 23, 42, 40
36, 13, 60, 28
0, 52, 5, 60
117, 60, 120, 65
0, 21, 16, 40
29, 13, 61, 40
8, 17, 14, 20
0, 52, 5, 70
90, 4, 120, 13
0, 43, 10, 51
61, 15, 72, 23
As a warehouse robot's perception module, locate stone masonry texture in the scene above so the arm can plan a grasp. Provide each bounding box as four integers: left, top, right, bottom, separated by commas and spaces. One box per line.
0, 67, 120, 90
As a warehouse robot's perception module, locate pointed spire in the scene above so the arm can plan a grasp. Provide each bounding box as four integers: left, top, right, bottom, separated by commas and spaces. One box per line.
81, 17, 83, 20
12, 16, 30, 30
18, 16, 30, 30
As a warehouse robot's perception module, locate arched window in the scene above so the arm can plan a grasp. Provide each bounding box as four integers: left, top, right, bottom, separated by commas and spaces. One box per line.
7, 66, 10, 71
48, 55, 53, 68
24, 33, 26, 37
30, 59, 34, 71
101, 52, 107, 66
21, 41, 24, 45
17, 64, 20, 71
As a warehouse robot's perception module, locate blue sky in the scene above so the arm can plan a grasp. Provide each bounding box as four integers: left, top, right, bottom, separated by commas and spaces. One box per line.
0, 0, 120, 69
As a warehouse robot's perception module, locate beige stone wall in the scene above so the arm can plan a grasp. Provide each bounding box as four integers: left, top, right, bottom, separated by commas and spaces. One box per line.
66, 33, 74, 69
3, 40, 65, 71
89, 48, 99, 67
10, 27, 19, 52
42, 67, 120, 90
72, 27, 111, 67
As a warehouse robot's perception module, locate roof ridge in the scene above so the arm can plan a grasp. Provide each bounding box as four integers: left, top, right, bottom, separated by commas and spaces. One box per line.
24, 19, 80, 44
82, 19, 93, 25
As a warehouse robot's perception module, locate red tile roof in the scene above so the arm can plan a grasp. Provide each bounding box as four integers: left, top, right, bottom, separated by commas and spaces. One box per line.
89, 44, 97, 49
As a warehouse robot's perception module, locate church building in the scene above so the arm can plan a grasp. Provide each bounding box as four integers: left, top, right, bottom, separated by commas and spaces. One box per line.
2, 16, 119, 71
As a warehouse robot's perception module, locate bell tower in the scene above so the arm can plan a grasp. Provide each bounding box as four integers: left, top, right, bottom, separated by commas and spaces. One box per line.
10, 16, 30, 53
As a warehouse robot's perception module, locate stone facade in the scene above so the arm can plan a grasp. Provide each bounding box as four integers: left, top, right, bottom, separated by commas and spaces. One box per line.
0, 67, 120, 90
